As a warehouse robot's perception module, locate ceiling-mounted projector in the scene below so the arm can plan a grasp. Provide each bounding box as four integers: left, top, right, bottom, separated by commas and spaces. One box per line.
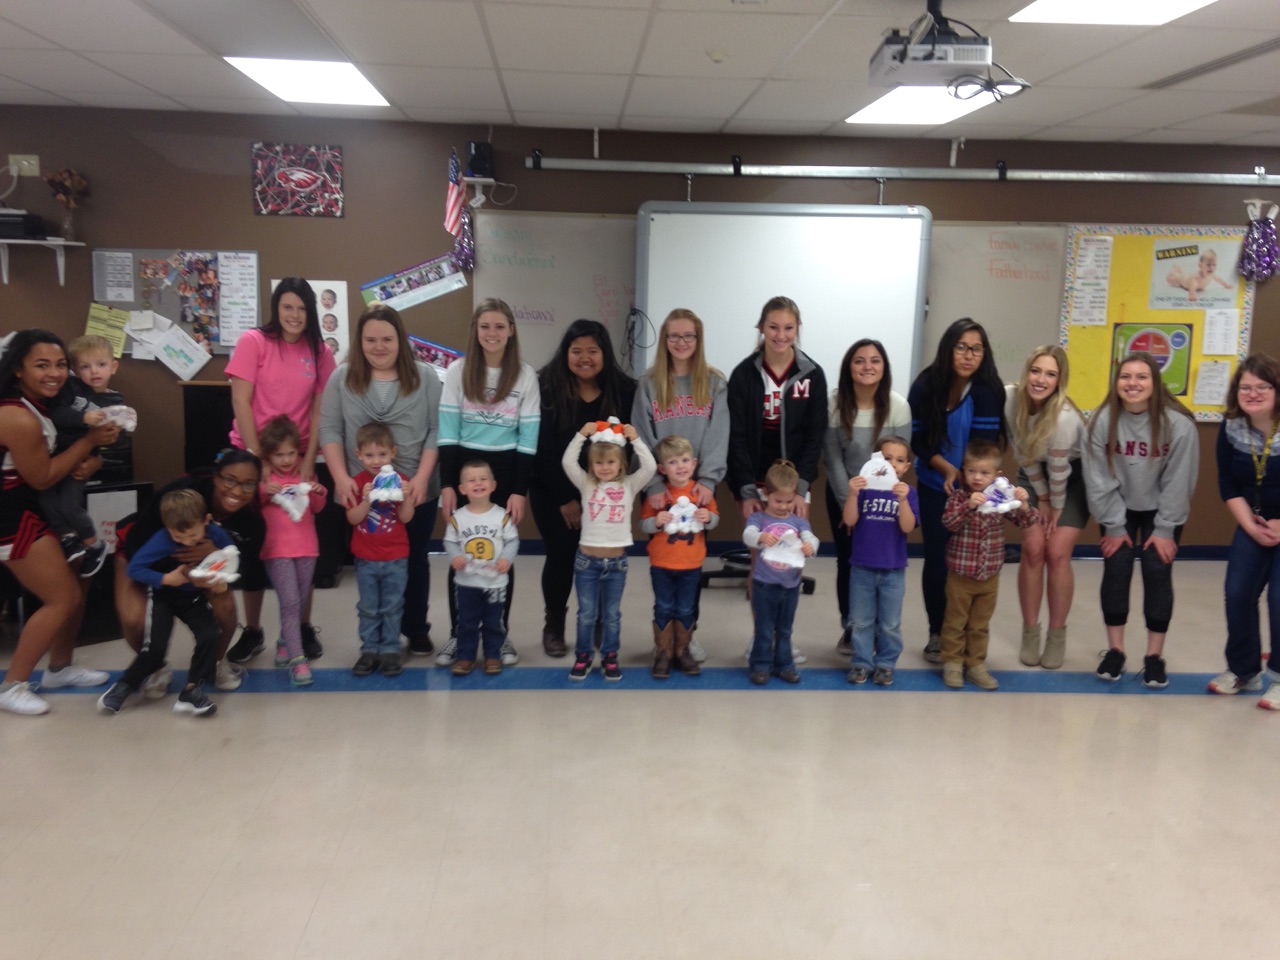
869, 30, 993, 86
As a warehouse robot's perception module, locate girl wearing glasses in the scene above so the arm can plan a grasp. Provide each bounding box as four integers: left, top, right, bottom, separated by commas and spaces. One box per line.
631, 308, 729, 663
113, 447, 266, 698
908, 318, 1007, 663
1211, 353, 1280, 707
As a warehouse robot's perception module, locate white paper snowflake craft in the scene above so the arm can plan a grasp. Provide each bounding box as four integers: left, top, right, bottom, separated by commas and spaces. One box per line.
590, 417, 626, 446
188, 545, 241, 585
761, 527, 806, 569
99, 405, 138, 432
663, 495, 704, 535
857, 452, 898, 491
271, 482, 313, 522
369, 464, 404, 503
977, 476, 1022, 514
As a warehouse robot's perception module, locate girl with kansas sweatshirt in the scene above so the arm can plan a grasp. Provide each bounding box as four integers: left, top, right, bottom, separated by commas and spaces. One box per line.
1084, 352, 1199, 689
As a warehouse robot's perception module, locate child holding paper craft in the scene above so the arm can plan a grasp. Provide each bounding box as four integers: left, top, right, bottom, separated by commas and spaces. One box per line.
258, 415, 327, 687
841, 436, 917, 686
743, 459, 820, 686
1165, 249, 1233, 302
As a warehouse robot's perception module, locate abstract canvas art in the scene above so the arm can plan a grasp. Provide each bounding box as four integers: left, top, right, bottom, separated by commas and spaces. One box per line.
251, 141, 344, 217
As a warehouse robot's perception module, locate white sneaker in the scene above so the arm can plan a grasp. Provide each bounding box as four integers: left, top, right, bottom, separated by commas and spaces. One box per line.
434, 636, 458, 667
1208, 670, 1263, 695
688, 635, 707, 663
39, 664, 110, 689
141, 665, 174, 700
0, 681, 50, 716
1259, 682, 1280, 711
500, 639, 519, 666
215, 661, 244, 692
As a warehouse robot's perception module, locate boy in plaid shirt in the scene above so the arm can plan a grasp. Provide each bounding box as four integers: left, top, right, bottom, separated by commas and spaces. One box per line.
940, 438, 1039, 690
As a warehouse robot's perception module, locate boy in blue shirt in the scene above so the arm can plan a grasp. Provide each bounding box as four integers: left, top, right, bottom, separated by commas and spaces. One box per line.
99, 489, 231, 717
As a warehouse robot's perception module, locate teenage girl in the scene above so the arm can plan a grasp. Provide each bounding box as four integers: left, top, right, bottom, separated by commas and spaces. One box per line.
436, 298, 541, 666
1005, 346, 1086, 669
258, 415, 327, 687
823, 338, 911, 655
907, 318, 1006, 663
1084, 352, 1199, 688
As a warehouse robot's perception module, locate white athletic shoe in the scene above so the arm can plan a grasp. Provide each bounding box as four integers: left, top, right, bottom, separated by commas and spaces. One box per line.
142, 665, 175, 700
215, 661, 244, 692
0, 681, 50, 716
39, 664, 110, 689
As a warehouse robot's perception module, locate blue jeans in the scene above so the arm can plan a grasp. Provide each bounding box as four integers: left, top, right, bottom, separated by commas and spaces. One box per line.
848, 565, 905, 670
455, 582, 507, 661
750, 580, 799, 673
1224, 526, 1280, 679
356, 557, 408, 655
573, 552, 628, 656
651, 566, 700, 629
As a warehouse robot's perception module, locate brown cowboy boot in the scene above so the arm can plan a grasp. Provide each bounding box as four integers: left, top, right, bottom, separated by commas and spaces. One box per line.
652, 621, 673, 679
673, 620, 701, 676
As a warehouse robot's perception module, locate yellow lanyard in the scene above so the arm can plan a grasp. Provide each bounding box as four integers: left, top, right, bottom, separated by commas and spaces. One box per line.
1250, 420, 1279, 509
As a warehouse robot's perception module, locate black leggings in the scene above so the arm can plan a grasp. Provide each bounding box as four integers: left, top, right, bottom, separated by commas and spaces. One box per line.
1099, 510, 1181, 634
530, 486, 581, 631
824, 485, 852, 627
917, 483, 951, 636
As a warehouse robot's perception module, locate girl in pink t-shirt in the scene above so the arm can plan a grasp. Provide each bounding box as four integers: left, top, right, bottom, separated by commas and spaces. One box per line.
258, 416, 327, 687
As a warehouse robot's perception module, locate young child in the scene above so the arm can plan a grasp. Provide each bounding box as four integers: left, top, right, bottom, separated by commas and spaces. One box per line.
939, 438, 1039, 690
345, 423, 416, 678
41, 334, 132, 577
1166, 249, 1233, 302
444, 460, 520, 676
743, 459, 820, 685
561, 419, 656, 681
99, 489, 229, 717
258, 415, 328, 687
841, 435, 918, 686
639, 434, 719, 678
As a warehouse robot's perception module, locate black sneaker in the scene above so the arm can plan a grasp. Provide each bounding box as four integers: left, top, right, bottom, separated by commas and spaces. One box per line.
602, 652, 622, 682
352, 652, 380, 676
1096, 648, 1126, 682
847, 666, 870, 685
226, 626, 266, 664
97, 680, 130, 715
407, 634, 434, 656
173, 685, 217, 717
569, 653, 592, 680
79, 540, 108, 578
381, 652, 403, 677
1142, 654, 1169, 689
301, 623, 323, 660
60, 534, 87, 563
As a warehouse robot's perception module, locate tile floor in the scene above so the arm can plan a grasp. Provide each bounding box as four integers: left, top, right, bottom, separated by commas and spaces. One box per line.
1, 555, 1275, 960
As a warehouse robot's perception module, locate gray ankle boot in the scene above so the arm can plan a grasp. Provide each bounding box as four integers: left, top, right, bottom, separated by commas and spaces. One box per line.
1040, 626, 1067, 669
1019, 622, 1042, 666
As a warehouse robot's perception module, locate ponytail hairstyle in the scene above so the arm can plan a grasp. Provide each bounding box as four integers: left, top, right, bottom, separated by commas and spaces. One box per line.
762, 458, 800, 495
463, 298, 522, 404
1089, 352, 1193, 474
754, 296, 801, 353
0, 329, 66, 399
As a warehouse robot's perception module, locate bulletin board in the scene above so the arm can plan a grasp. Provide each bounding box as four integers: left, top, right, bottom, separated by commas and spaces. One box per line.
1059, 224, 1255, 420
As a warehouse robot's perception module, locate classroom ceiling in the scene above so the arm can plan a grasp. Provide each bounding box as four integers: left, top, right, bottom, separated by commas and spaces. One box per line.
1, 0, 1279, 146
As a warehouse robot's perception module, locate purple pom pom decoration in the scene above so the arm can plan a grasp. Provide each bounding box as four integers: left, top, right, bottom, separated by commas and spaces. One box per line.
451, 205, 475, 272
1240, 200, 1278, 283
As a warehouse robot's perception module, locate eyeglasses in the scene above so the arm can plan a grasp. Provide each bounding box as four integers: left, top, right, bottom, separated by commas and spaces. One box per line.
1239, 385, 1276, 396
216, 474, 258, 494
666, 334, 698, 345
953, 343, 984, 357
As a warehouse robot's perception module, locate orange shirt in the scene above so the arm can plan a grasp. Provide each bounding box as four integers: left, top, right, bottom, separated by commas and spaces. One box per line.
640, 480, 719, 570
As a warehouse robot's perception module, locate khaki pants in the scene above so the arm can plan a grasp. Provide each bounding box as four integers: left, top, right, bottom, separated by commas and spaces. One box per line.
940, 571, 999, 667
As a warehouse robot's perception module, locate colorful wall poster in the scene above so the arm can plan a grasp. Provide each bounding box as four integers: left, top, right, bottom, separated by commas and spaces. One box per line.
360, 254, 466, 312
251, 142, 344, 217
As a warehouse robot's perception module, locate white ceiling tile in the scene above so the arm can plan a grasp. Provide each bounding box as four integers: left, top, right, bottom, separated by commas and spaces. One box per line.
1044, 26, 1268, 87
1068, 89, 1264, 127
639, 11, 817, 80
620, 114, 732, 132
504, 71, 630, 115
0, 16, 57, 49
1167, 49, 1280, 93
361, 65, 508, 112
0, 50, 155, 94
734, 79, 868, 123
1220, 129, 1280, 146
627, 75, 759, 117
721, 117, 833, 135
486, 6, 648, 73
1022, 126, 1152, 140
306, 1, 491, 68
497, 0, 649, 7
948, 87, 1129, 126
0, 0, 205, 54
1169, 111, 1280, 131
921, 122, 1042, 139
400, 106, 513, 124
60, 92, 187, 110
981, 22, 1143, 82
661, 0, 844, 13
79, 53, 274, 99
169, 96, 299, 116
0, 87, 74, 105
1122, 128, 1244, 144
289, 103, 409, 121
510, 111, 626, 129
1176, 0, 1280, 30
774, 15, 898, 82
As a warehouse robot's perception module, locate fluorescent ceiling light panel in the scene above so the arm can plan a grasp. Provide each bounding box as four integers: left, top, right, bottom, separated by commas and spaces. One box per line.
1009, 0, 1219, 25
224, 57, 388, 106
845, 86, 993, 125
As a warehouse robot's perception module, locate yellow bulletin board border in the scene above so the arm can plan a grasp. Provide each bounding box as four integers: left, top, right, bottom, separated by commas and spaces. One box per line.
1059, 224, 1255, 422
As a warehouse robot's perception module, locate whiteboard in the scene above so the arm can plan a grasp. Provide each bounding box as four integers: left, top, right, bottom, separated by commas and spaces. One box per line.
473, 211, 636, 370
926, 223, 1068, 382
635, 203, 931, 384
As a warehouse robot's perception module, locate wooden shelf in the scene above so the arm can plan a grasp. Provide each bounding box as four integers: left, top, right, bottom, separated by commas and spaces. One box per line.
0, 237, 86, 286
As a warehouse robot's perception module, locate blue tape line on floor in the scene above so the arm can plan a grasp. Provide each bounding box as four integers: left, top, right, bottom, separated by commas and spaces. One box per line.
38, 666, 1249, 695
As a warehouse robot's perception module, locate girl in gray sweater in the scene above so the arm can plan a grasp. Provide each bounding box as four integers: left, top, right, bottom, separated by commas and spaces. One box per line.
1083, 352, 1199, 689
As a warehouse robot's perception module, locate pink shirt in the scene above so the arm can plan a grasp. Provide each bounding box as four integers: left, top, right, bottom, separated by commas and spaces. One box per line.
259, 472, 328, 559
226, 329, 335, 449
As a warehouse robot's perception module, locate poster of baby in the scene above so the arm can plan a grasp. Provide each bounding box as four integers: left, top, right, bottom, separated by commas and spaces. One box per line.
1149, 238, 1241, 310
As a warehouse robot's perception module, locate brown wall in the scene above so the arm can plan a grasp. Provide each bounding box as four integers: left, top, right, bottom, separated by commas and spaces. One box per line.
1, 105, 1277, 544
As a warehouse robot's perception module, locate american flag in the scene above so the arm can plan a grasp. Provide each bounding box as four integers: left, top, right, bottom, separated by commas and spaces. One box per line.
444, 149, 464, 237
